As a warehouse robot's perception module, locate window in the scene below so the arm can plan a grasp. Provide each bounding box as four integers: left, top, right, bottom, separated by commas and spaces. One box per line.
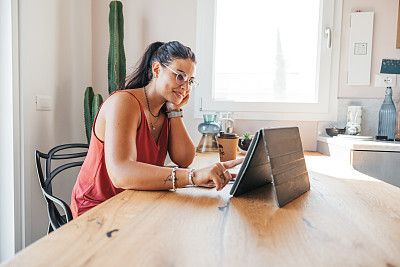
195, 0, 342, 121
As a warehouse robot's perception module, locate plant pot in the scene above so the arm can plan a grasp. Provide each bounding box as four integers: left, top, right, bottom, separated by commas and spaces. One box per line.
238, 138, 252, 154
326, 127, 346, 137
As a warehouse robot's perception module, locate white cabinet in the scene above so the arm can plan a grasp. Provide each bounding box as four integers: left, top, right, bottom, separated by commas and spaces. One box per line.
317, 136, 400, 187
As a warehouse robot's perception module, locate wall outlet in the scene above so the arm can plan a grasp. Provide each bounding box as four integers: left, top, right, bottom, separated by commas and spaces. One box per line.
375, 74, 397, 87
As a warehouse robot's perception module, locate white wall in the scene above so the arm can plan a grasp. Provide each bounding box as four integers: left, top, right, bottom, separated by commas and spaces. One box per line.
18, 0, 92, 245
339, 0, 400, 99
318, 0, 400, 136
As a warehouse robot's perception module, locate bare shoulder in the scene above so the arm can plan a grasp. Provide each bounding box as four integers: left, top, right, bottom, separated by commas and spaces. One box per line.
103, 90, 142, 116
95, 90, 142, 141
107, 89, 141, 107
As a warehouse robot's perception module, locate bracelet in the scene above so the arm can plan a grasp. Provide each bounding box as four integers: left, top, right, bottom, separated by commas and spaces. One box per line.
165, 108, 181, 113
171, 167, 178, 191
188, 168, 195, 186
167, 109, 183, 118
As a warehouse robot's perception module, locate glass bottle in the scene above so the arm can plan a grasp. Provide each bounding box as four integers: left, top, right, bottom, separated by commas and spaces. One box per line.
216, 111, 235, 133
378, 87, 396, 140
395, 93, 400, 141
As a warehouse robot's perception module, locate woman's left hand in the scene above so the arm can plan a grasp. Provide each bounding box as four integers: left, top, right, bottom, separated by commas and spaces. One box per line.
165, 93, 190, 111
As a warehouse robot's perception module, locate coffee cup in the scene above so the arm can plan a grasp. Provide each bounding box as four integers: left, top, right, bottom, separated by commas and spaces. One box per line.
217, 132, 239, 162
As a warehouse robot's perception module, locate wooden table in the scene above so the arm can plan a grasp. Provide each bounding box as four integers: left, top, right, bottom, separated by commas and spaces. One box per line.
3, 152, 400, 266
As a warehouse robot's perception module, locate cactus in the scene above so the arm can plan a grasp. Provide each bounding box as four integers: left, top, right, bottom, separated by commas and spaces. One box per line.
84, 87, 103, 143
84, 87, 94, 142
83, 1, 125, 142
108, 1, 126, 94
92, 94, 103, 126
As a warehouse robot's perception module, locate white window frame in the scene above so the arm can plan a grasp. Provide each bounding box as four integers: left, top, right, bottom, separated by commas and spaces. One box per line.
194, 0, 343, 121
0, 0, 23, 261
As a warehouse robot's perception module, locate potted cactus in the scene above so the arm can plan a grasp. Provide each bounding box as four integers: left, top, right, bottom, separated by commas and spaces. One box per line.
84, 1, 126, 143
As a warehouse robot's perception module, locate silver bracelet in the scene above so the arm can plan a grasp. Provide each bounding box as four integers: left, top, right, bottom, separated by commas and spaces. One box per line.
188, 168, 195, 186
171, 167, 178, 191
167, 109, 183, 118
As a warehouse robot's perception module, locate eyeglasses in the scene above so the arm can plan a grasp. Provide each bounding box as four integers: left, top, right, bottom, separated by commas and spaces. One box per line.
161, 63, 199, 90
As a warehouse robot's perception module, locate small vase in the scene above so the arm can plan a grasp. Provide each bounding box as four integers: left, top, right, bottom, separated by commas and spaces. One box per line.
378, 87, 396, 140
196, 114, 221, 153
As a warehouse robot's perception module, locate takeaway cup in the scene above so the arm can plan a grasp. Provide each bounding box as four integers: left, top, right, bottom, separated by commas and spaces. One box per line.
217, 132, 239, 162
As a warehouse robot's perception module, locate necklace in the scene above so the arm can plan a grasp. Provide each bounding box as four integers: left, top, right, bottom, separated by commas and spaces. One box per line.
143, 86, 161, 117
149, 113, 161, 131
143, 86, 162, 131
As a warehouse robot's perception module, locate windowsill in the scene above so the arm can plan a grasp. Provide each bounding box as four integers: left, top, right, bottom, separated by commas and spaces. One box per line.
194, 108, 338, 121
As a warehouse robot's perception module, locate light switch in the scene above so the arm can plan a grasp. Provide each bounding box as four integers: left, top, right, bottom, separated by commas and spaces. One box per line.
354, 43, 367, 55
36, 95, 52, 111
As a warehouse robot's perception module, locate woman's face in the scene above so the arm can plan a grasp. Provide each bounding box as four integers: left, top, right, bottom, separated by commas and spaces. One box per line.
157, 58, 196, 105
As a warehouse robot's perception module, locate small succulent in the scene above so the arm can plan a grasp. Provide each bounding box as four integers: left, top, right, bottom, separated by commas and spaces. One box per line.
242, 132, 253, 139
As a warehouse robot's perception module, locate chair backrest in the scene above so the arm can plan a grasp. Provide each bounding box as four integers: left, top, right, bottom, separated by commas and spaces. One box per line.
35, 143, 89, 232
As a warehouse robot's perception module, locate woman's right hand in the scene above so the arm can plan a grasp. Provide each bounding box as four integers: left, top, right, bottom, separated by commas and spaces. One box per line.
193, 158, 244, 191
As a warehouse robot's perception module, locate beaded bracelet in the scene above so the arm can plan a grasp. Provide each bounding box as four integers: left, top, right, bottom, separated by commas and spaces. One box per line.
188, 168, 195, 186
171, 167, 178, 191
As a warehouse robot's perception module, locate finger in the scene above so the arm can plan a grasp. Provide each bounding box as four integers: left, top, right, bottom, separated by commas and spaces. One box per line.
214, 163, 227, 191
183, 93, 190, 101
215, 162, 226, 173
218, 168, 232, 189
221, 169, 232, 188
179, 94, 190, 106
213, 173, 223, 191
222, 158, 244, 169
230, 173, 237, 179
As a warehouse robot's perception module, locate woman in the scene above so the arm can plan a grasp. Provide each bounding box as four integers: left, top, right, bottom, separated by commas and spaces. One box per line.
71, 41, 243, 218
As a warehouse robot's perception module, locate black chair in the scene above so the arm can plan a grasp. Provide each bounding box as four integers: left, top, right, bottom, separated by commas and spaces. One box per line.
35, 143, 89, 233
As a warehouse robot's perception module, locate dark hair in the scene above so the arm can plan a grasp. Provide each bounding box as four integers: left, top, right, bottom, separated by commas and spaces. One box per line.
125, 41, 196, 89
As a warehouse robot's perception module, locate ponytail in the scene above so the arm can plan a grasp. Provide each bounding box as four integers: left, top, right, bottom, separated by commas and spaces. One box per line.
125, 42, 164, 89
124, 41, 196, 89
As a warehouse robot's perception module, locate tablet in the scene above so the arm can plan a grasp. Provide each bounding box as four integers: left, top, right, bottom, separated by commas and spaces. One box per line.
229, 130, 272, 197
230, 127, 310, 207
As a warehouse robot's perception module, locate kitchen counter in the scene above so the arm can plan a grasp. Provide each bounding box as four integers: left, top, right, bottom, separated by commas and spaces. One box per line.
317, 135, 400, 187
317, 135, 400, 152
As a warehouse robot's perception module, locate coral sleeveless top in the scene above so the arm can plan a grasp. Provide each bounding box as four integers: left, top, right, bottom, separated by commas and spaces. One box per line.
71, 90, 170, 218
